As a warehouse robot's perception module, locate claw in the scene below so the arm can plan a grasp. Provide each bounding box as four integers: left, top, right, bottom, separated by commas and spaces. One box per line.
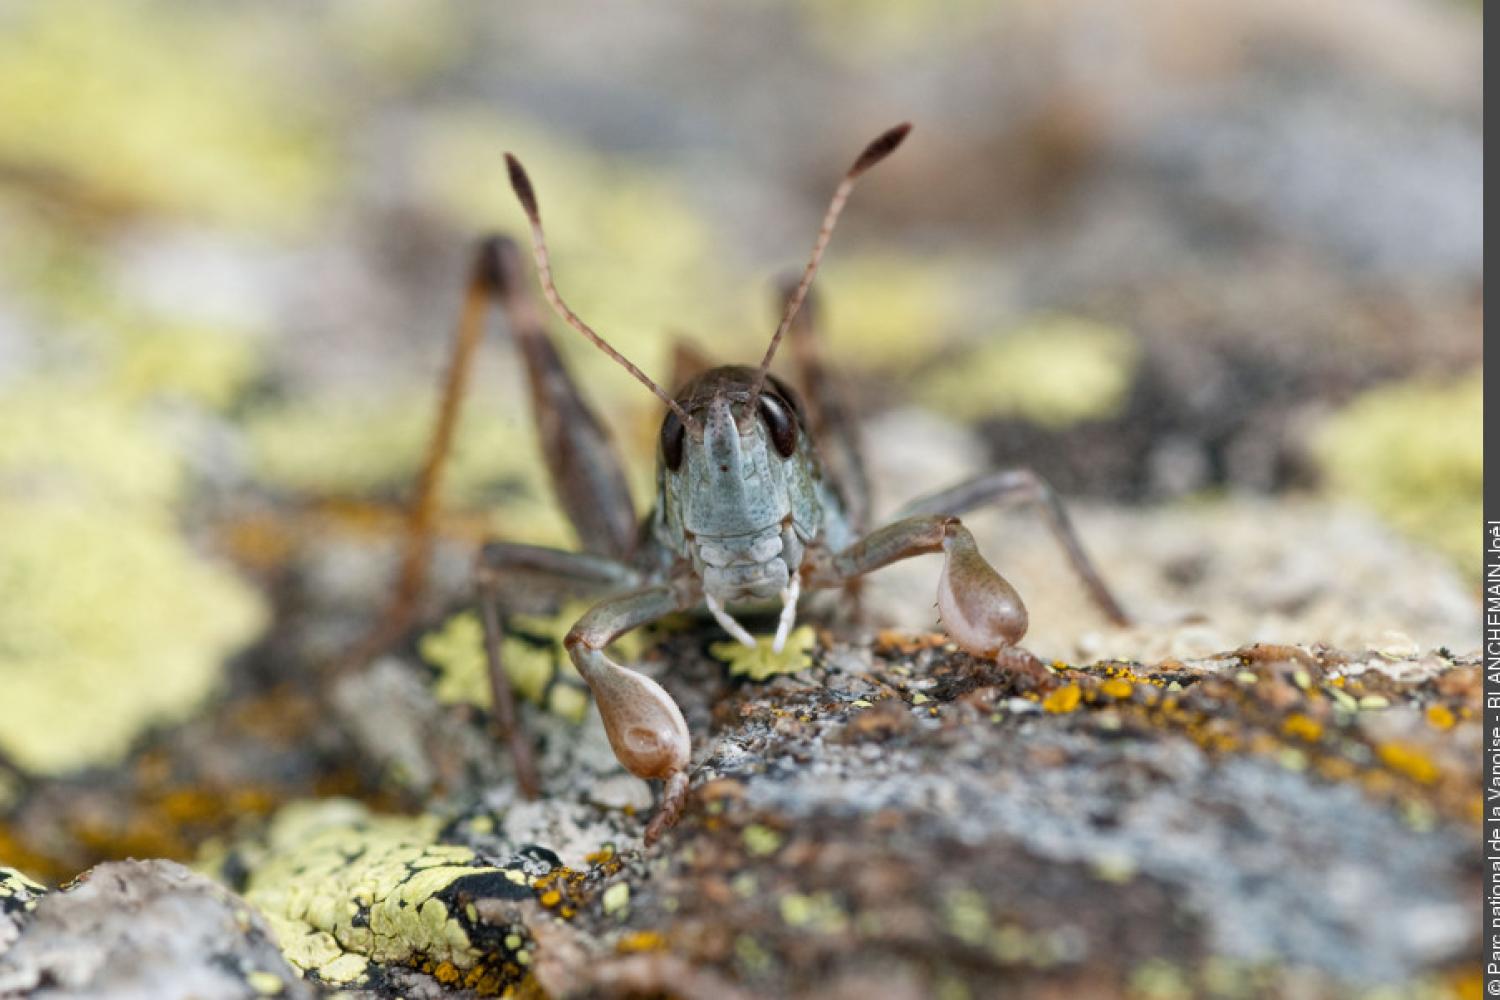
936, 522, 1028, 657
644, 771, 690, 845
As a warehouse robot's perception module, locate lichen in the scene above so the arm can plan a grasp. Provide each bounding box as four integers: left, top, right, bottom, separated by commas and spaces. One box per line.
741, 824, 783, 858
418, 603, 649, 724
0, 0, 332, 232
1313, 371, 1481, 574
227, 800, 535, 993
1042, 683, 1082, 714
0, 385, 183, 510
778, 891, 848, 934
710, 626, 818, 681
244, 394, 574, 547
0, 867, 47, 914
915, 314, 1141, 428
0, 499, 266, 773
813, 254, 969, 369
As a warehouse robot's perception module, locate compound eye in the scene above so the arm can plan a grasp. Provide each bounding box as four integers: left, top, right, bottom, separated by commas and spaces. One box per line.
758, 395, 797, 459
660, 410, 686, 472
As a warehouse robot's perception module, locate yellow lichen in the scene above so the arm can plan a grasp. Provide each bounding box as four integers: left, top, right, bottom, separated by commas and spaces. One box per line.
0, 499, 266, 773
616, 930, 667, 953
243, 395, 573, 545
226, 800, 531, 991
915, 315, 1141, 428
1100, 678, 1135, 700
0, 0, 332, 232
710, 626, 818, 681
1313, 371, 1481, 574
779, 891, 848, 933
419, 604, 647, 724
0, 867, 47, 909
742, 824, 783, 857
942, 888, 990, 947
601, 882, 630, 916
812, 254, 968, 370
245, 970, 287, 996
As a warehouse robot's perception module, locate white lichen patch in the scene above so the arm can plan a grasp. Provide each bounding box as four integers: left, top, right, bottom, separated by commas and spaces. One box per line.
711, 626, 817, 682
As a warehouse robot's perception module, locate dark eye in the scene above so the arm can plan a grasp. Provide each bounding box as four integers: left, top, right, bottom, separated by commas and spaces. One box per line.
758, 395, 797, 458
660, 410, 686, 471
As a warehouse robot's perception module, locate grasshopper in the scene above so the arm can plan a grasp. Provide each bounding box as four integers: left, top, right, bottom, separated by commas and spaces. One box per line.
378, 123, 1129, 843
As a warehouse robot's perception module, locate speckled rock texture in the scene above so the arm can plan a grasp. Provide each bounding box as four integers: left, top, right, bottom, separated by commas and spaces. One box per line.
232, 632, 1480, 998
0, 859, 309, 1000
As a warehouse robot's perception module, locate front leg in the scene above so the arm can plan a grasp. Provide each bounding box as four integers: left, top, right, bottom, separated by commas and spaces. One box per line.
474, 542, 645, 800
564, 584, 697, 844
894, 467, 1130, 626
813, 515, 1028, 657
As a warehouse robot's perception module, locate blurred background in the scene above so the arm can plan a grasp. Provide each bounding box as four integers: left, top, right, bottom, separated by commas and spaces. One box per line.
0, 0, 1482, 877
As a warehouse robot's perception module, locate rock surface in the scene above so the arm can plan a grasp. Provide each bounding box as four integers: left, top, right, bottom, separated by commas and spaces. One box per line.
0, 859, 309, 1000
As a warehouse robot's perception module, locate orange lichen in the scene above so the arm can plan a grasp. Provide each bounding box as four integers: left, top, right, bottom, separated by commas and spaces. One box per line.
1280, 714, 1323, 743
618, 930, 668, 953
1377, 743, 1440, 785
1425, 705, 1456, 730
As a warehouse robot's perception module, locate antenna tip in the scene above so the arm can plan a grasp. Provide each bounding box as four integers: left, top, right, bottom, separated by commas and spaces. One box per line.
474, 234, 523, 294
850, 122, 913, 177
504, 153, 540, 223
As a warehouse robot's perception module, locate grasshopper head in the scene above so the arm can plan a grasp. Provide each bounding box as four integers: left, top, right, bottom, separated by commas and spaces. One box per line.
658, 366, 807, 543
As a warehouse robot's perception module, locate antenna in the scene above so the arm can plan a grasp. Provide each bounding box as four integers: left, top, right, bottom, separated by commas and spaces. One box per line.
745, 122, 912, 413
504, 153, 698, 432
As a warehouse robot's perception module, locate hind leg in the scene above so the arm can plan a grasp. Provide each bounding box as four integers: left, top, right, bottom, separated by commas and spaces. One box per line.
808, 515, 1029, 658
348, 233, 640, 654
562, 583, 698, 844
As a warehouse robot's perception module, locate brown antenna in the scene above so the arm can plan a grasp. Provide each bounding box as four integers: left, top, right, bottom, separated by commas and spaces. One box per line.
745, 122, 912, 413
505, 153, 699, 432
